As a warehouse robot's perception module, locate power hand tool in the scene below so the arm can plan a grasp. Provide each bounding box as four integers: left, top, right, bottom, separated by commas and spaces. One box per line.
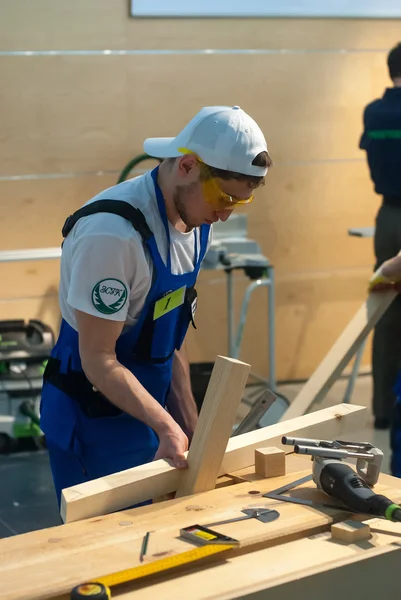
282, 436, 401, 522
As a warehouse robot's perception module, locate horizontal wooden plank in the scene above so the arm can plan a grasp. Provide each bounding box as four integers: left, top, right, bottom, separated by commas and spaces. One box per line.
61, 403, 366, 522
2, 0, 401, 51
0, 52, 389, 175
220, 403, 367, 473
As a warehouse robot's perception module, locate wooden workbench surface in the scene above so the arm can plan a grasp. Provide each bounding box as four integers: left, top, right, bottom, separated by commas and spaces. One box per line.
2, 456, 401, 600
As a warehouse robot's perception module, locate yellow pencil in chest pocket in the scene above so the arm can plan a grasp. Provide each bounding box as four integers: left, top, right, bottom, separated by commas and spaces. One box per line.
153, 286, 187, 320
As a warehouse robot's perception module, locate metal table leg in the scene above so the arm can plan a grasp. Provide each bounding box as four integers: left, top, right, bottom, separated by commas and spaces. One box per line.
226, 265, 291, 430
231, 268, 276, 392
267, 265, 276, 392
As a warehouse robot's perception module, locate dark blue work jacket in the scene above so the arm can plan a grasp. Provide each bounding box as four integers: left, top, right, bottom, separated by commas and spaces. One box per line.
360, 87, 401, 202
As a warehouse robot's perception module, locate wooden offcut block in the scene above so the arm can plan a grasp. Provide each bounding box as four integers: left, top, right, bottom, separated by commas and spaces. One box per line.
331, 520, 371, 543
255, 447, 286, 478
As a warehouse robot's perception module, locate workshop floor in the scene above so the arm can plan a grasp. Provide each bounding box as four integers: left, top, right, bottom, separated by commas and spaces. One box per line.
0, 374, 391, 539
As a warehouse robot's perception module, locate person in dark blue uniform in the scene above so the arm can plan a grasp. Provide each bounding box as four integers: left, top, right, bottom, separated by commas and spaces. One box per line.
40, 105, 271, 508
370, 253, 401, 477
360, 42, 401, 430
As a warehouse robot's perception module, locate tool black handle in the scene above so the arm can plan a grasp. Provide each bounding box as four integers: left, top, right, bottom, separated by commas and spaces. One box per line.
319, 462, 401, 520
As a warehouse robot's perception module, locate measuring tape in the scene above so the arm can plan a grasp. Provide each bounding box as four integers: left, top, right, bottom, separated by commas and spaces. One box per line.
70, 543, 234, 598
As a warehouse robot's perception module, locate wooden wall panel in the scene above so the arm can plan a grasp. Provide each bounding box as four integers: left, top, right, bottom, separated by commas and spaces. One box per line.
1, 161, 378, 379
247, 162, 378, 273
2, 261, 60, 301
124, 52, 389, 165
186, 265, 374, 380
185, 161, 378, 379
0, 52, 391, 176
2, 0, 399, 380
0, 175, 117, 249
0, 57, 129, 176
1, 175, 116, 339
1, 0, 401, 51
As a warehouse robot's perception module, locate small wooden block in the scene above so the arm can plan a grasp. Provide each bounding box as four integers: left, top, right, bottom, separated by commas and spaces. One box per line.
255, 447, 286, 478
331, 520, 371, 543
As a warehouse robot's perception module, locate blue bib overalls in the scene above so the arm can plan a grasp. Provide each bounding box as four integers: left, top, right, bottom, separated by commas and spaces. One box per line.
40, 168, 210, 507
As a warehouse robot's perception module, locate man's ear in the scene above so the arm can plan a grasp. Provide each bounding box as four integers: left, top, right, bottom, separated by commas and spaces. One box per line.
177, 154, 198, 176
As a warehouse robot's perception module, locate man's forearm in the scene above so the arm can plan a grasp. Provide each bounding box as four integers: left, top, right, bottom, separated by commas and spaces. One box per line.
82, 352, 177, 437
167, 344, 198, 440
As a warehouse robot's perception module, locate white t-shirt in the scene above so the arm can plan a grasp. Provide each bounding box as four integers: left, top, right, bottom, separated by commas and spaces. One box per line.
59, 171, 212, 332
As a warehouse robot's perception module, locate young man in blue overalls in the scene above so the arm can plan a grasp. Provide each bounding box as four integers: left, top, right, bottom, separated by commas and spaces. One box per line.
40, 105, 271, 507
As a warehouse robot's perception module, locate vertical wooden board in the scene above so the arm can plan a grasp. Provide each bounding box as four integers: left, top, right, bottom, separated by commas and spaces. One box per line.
175, 356, 251, 497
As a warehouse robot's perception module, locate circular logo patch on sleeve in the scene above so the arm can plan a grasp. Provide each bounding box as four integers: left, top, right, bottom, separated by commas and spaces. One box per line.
92, 278, 128, 315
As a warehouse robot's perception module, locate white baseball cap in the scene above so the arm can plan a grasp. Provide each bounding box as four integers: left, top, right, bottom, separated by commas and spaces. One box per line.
143, 105, 268, 177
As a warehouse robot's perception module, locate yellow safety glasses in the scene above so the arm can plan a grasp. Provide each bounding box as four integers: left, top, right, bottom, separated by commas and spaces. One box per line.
178, 148, 254, 211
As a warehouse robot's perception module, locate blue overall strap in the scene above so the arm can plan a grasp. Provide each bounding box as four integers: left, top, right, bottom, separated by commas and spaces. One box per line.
151, 167, 173, 269
60, 192, 168, 276
198, 223, 211, 264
